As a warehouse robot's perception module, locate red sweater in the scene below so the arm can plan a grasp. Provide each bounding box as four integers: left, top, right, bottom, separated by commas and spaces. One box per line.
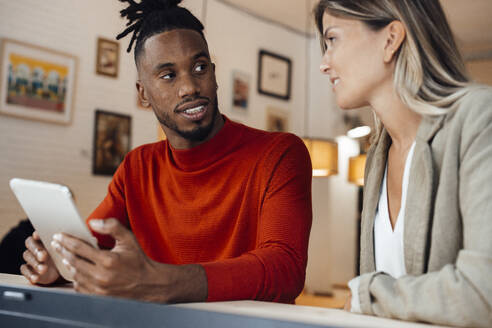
87, 117, 312, 303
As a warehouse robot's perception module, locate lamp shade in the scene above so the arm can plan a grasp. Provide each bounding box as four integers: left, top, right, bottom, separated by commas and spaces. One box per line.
348, 154, 366, 186
302, 138, 338, 177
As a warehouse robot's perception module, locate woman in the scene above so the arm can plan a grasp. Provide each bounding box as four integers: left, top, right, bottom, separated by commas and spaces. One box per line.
313, 0, 491, 326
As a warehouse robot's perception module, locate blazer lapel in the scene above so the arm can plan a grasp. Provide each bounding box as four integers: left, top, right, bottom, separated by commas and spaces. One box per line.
403, 116, 444, 274
360, 130, 390, 273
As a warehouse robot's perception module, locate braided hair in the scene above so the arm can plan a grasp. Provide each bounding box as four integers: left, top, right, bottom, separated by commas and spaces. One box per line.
116, 0, 205, 63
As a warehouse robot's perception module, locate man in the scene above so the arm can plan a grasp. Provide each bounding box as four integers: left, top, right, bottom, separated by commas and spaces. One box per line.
21, 0, 312, 303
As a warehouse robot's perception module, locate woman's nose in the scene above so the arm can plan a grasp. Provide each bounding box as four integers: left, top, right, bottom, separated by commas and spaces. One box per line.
320, 63, 330, 74
320, 53, 331, 74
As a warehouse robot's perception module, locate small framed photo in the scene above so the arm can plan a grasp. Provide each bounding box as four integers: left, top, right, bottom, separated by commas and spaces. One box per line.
266, 106, 289, 132
231, 70, 250, 111
258, 50, 292, 100
92, 109, 131, 176
95, 37, 119, 78
0, 38, 77, 124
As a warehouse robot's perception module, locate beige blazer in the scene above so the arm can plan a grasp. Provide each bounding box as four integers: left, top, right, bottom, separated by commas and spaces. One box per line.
358, 86, 492, 327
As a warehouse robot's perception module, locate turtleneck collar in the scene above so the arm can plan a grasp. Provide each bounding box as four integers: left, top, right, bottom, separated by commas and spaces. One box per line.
166, 115, 244, 172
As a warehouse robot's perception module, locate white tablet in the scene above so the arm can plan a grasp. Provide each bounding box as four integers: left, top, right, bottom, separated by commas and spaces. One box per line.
9, 178, 99, 281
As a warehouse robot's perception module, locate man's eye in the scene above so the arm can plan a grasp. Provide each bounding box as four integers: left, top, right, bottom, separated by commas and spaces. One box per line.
161, 72, 175, 80
194, 63, 207, 73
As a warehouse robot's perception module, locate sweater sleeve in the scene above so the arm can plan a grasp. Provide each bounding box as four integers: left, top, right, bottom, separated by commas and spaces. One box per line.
86, 157, 130, 249
201, 134, 313, 303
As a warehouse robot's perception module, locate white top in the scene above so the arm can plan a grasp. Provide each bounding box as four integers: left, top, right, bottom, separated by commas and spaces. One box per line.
374, 141, 416, 278
349, 141, 416, 313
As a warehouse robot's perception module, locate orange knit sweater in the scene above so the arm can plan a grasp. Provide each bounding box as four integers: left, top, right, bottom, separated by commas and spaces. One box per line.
87, 117, 312, 303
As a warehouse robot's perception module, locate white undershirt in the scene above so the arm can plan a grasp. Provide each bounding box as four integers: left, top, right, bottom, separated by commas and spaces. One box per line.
349, 141, 416, 313
374, 141, 416, 278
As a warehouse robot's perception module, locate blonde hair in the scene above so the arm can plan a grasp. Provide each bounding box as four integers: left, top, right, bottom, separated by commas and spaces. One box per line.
314, 0, 473, 139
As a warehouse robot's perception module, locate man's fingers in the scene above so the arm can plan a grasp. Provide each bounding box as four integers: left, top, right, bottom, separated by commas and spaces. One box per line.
33, 231, 40, 240
25, 236, 48, 262
20, 264, 39, 284
61, 252, 98, 280
72, 272, 110, 296
52, 234, 98, 263
89, 219, 132, 244
22, 250, 42, 273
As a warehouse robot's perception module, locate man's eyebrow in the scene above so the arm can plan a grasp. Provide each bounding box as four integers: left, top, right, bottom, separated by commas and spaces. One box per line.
153, 62, 174, 74
193, 51, 210, 61
152, 52, 209, 73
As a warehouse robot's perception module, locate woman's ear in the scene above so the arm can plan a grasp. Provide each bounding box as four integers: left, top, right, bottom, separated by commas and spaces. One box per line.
383, 20, 406, 63
136, 80, 151, 108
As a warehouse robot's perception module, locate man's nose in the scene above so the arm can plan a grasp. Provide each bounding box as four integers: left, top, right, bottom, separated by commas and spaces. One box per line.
178, 74, 200, 98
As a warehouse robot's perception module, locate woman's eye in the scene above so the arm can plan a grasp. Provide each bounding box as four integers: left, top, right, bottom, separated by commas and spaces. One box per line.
324, 37, 336, 51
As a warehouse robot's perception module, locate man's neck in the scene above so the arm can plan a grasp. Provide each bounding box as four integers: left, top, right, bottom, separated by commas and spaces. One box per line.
166, 113, 225, 150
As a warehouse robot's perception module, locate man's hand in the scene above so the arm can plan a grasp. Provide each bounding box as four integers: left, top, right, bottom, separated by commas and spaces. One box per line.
51, 218, 208, 303
21, 231, 61, 285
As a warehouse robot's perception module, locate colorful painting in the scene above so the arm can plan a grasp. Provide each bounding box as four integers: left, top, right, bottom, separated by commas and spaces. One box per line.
0, 38, 77, 124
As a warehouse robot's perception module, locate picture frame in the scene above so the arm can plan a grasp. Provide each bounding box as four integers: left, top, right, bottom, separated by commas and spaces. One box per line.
265, 106, 289, 132
0, 38, 77, 125
95, 37, 119, 78
258, 50, 292, 100
231, 70, 250, 111
92, 109, 131, 176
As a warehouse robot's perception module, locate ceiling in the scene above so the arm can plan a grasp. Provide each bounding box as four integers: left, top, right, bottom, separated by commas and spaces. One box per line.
219, 0, 492, 57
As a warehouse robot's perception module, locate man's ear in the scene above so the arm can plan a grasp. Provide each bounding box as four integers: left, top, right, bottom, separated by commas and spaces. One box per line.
383, 20, 406, 63
136, 80, 151, 108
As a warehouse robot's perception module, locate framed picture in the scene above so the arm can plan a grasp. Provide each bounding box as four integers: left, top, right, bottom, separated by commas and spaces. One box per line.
95, 37, 119, 78
231, 70, 250, 111
92, 109, 131, 176
258, 50, 292, 100
266, 106, 289, 132
0, 38, 77, 124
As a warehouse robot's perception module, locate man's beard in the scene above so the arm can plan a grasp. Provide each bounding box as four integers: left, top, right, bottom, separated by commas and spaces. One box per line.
155, 96, 219, 142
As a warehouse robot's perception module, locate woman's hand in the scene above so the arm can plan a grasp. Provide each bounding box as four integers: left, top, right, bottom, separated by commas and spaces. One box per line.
343, 293, 352, 312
